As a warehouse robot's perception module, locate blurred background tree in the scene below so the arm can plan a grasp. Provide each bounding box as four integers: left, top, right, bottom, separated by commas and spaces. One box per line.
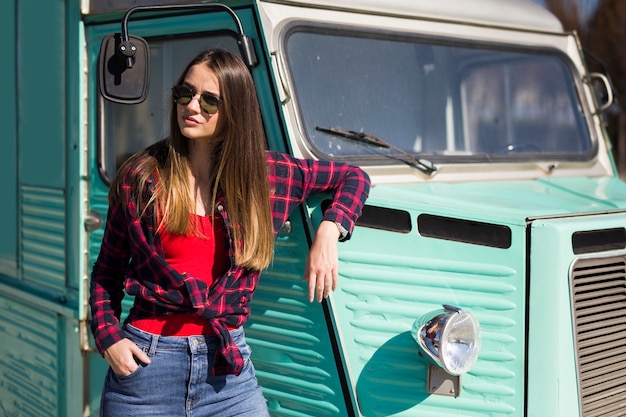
534, 0, 626, 176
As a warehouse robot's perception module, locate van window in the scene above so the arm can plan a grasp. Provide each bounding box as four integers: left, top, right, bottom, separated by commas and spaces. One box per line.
285, 28, 593, 164
98, 35, 240, 184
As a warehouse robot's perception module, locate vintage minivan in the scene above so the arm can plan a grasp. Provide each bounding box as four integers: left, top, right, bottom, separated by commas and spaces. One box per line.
1, 0, 624, 416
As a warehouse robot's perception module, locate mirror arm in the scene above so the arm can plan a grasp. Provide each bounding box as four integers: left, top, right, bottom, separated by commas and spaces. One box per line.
120, 4, 258, 68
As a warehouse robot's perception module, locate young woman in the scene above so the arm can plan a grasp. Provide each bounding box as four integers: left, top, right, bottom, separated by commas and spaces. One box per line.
90, 48, 370, 416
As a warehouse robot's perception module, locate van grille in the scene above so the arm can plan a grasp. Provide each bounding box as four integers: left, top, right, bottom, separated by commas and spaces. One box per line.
571, 256, 626, 417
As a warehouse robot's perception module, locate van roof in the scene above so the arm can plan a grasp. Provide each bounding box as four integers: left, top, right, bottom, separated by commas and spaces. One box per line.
264, 0, 564, 32
87, 0, 563, 33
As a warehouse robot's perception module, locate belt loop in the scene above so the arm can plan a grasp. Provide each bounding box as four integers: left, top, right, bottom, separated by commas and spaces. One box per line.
147, 334, 159, 357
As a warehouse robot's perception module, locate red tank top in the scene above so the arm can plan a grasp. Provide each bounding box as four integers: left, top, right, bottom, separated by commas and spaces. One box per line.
160, 213, 228, 285
131, 213, 230, 336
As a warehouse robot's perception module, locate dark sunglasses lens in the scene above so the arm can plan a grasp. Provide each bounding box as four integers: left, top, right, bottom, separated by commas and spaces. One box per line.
172, 85, 192, 105
200, 94, 220, 114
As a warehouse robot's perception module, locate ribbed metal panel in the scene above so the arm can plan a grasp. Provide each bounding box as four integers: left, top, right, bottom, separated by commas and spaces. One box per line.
21, 185, 66, 287
0, 294, 59, 417
334, 249, 521, 416
246, 221, 349, 417
571, 256, 626, 417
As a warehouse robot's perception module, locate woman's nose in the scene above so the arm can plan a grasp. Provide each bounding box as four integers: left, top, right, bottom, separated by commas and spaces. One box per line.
186, 94, 202, 110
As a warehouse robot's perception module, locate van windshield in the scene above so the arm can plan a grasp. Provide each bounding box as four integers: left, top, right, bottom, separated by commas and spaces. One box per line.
285, 28, 593, 164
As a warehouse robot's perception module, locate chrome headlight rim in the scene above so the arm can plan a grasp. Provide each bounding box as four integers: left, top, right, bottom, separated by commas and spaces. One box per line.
412, 304, 481, 376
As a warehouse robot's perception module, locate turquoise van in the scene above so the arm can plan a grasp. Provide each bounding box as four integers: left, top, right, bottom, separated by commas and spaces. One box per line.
1, 0, 623, 416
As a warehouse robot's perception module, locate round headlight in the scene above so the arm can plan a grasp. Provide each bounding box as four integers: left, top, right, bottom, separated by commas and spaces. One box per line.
412, 305, 481, 376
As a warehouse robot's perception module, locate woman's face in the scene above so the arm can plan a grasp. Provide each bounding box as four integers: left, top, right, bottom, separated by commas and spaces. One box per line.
176, 64, 224, 141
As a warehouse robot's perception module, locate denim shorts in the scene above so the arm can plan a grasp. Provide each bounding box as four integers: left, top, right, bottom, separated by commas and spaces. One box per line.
100, 324, 269, 417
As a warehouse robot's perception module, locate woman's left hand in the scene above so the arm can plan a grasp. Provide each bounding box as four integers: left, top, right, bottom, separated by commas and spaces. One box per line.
304, 220, 341, 302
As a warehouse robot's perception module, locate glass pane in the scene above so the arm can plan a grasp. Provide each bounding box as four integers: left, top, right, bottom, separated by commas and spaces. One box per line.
285, 29, 592, 164
463, 57, 588, 154
99, 35, 240, 183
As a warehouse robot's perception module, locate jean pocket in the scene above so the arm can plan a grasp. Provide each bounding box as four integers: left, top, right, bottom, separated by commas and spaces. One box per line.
112, 362, 145, 381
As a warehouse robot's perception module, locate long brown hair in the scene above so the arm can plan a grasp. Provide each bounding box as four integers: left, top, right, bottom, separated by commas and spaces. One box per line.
111, 49, 273, 270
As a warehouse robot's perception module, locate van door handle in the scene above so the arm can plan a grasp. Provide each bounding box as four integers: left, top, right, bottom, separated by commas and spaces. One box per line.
280, 220, 292, 235
271, 50, 291, 104
84, 210, 103, 232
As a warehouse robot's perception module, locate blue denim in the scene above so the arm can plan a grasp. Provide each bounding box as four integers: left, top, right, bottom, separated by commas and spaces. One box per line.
100, 324, 269, 417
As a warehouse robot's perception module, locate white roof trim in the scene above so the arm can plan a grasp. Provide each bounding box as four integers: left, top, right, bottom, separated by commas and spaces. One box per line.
261, 0, 564, 32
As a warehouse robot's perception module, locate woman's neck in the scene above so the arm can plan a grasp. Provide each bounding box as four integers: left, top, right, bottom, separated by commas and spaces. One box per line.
187, 139, 219, 215
188, 139, 217, 180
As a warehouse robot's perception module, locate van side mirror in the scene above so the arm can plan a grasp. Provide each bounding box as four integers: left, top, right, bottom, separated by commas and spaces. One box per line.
586, 72, 614, 114
98, 33, 150, 104
97, 3, 257, 105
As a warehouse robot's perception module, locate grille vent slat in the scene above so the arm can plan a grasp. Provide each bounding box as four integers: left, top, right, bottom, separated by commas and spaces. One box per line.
580, 286, 624, 302
582, 391, 626, 417
576, 331, 626, 357
574, 270, 625, 284
578, 345, 626, 366
580, 362, 626, 384
571, 256, 626, 417
576, 300, 626, 323
577, 320, 626, 339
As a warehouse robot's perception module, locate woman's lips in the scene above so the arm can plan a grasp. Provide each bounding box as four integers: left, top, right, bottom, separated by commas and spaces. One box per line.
182, 116, 200, 125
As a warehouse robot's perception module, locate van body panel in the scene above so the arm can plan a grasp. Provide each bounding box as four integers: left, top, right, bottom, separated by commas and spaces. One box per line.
359, 177, 626, 224
323, 178, 626, 415
3, 0, 626, 416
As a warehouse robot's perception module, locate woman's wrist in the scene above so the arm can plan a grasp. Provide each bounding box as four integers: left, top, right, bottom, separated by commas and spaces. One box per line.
319, 220, 342, 239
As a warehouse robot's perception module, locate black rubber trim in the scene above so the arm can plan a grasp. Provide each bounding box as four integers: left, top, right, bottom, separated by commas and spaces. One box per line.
572, 227, 626, 254
418, 214, 511, 249
321, 201, 413, 234
355, 205, 412, 233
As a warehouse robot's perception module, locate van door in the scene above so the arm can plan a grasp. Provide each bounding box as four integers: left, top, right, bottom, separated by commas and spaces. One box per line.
84, 4, 353, 416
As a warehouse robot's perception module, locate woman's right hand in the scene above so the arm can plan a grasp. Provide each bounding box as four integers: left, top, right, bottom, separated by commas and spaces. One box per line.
103, 338, 152, 376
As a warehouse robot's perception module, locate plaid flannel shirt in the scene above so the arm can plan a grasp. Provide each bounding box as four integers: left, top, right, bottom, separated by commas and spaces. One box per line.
90, 149, 370, 375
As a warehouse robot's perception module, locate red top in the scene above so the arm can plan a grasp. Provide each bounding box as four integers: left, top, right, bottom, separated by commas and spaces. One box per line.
131, 213, 229, 336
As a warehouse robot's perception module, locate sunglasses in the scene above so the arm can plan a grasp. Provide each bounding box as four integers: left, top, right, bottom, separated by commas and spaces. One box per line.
172, 85, 221, 114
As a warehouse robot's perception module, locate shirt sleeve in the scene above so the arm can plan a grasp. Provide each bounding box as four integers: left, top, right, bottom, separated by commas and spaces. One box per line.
268, 152, 371, 241
89, 188, 131, 355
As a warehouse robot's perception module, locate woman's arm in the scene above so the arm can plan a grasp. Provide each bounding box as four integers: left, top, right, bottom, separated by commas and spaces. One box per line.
268, 152, 371, 302
89, 190, 153, 375
268, 152, 371, 239
304, 220, 341, 302
89, 194, 132, 354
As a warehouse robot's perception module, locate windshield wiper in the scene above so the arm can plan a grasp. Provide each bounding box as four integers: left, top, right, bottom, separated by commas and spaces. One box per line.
315, 126, 437, 175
